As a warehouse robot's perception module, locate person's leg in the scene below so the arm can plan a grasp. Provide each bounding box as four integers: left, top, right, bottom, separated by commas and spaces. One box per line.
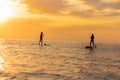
39, 40, 41, 45
41, 40, 43, 46
90, 41, 92, 47
39, 39, 42, 46
93, 41, 94, 47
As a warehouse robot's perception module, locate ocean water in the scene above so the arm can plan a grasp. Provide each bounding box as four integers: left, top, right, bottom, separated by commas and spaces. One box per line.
0, 39, 120, 80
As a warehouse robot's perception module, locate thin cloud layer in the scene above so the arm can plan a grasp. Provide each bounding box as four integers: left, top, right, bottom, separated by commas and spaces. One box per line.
22, 0, 67, 14
85, 0, 120, 9
101, 0, 120, 3
16, 0, 120, 17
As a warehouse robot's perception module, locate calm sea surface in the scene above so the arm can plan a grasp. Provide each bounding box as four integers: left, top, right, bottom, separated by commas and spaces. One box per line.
0, 39, 120, 80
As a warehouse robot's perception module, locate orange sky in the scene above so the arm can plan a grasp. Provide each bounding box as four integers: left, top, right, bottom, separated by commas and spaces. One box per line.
0, 0, 120, 43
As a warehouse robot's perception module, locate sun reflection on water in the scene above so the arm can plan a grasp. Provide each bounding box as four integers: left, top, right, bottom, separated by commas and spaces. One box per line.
0, 56, 4, 70
0, 39, 5, 70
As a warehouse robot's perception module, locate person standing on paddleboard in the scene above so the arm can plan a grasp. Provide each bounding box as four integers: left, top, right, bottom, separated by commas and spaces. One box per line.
90, 34, 95, 48
39, 32, 44, 46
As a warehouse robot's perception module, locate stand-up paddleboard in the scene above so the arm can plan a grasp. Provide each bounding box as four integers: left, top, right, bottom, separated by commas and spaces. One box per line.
85, 46, 93, 49
85, 45, 97, 49
44, 43, 50, 46
38, 43, 50, 46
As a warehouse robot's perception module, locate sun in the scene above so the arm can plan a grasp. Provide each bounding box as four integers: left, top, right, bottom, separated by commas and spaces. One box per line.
0, 0, 14, 22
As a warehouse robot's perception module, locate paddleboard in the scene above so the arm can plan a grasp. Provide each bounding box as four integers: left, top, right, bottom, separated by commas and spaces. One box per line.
85, 46, 93, 49
44, 43, 50, 46
85, 45, 97, 49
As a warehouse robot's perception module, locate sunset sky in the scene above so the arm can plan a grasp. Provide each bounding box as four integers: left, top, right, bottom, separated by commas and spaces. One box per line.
0, 0, 120, 43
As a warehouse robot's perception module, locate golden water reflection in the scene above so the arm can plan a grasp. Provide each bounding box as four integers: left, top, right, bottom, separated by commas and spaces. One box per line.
0, 39, 5, 70
0, 56, 4, 70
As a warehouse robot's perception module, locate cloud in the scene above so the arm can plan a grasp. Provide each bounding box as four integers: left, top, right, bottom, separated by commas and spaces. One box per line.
63, 0, 93, 11
12, 0, 120, 18
59, 0, 95, 16
85, 0, 120, 9
100, 7, 120, 16
100, 0, 120, 3
68, 0, 120, 17
21, 0, 67, 14
19, 0, 95, 15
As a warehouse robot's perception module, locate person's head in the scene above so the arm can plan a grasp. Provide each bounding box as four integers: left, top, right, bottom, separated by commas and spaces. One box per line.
92, 33, 94, 36
41, 32, 43, 34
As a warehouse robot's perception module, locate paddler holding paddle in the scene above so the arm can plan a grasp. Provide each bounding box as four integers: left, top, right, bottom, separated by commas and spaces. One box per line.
90, 33, 95, 48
